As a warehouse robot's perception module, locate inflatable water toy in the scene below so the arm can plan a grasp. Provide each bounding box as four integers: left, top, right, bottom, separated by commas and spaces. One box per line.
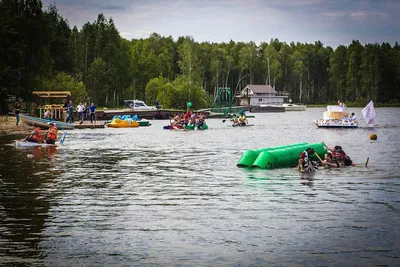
237, 142, 327, 169
106, 118, 139, 128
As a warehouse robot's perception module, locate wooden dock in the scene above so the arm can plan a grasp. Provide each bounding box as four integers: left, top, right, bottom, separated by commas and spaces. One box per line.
73, 120, 106, 129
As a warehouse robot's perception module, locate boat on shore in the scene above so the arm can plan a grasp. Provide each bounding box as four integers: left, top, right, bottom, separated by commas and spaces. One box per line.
314, 105, 358, 128
249, 105, 285, 113
283, 103, 306, 111
20, 114, 75, 130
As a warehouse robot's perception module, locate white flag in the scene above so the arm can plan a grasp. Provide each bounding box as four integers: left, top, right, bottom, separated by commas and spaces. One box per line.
362, 100, 376, 127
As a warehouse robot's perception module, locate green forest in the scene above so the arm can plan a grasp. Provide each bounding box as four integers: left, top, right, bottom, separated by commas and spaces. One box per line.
1, 0, 400, 112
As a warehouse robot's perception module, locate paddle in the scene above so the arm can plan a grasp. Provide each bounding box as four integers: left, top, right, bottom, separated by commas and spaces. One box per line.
314, 152, 324, 162
59, 131, 67, 145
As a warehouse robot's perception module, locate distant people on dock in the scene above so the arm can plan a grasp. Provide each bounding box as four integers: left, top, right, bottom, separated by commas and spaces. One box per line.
44, 122, 58, 144
89, 103, 96, 123
76, 102, 85, 123
44, 109, 51, 120
83, 103, 89, 120
66, 100, 74, 123
13, 101, 21, 126
155, 98, 160, 109
338, 100, 344, 107
23, 124, 43, 143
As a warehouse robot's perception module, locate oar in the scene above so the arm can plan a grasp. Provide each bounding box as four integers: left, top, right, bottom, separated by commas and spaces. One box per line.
314, 152, 324, 162
322, 141, 329, 150
59, 131, 67, 145
365, 157, 369, 167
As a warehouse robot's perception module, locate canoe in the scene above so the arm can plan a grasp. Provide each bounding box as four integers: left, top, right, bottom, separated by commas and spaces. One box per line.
20, 114, 75, 130
15, 141, 57, 148
232, 124, 255, 127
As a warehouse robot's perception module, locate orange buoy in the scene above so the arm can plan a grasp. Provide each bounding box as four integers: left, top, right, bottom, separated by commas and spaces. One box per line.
369, 133, 377, 140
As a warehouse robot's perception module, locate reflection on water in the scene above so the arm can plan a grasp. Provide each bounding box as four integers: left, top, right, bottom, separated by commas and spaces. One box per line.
1, 108, 400, 266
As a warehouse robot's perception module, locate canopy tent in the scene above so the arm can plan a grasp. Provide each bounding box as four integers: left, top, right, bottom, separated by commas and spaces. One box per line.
32, 91, 71, 119
32, 91, 71, 98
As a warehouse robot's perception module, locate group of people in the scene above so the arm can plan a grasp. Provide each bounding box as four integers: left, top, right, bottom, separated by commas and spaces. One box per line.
231, 112, 248, 126
298, 145, 353, 172
64, 100, 96, 124
22, 122, 59, 144
171, 111, 207, 129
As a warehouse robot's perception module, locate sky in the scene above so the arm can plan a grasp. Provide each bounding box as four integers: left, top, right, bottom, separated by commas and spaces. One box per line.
41, 0, 400, 48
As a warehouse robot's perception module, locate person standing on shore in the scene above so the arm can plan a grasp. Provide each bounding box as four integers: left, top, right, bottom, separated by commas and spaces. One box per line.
14, 102, 21, 126
89, 103, 96, 123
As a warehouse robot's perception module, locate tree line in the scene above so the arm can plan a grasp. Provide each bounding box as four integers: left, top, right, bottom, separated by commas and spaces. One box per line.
1, 0, 399, 112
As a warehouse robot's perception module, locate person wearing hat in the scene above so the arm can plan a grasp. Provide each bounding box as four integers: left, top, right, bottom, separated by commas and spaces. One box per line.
44, 122, 58, 144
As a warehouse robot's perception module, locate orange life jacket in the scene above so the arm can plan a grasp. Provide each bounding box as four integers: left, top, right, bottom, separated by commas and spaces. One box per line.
47, 125, 58, 140
31, 127, 43, 142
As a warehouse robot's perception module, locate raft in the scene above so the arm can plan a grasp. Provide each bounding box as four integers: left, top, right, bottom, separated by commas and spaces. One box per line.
237, 142, 327, 169
163, 123, 208, 130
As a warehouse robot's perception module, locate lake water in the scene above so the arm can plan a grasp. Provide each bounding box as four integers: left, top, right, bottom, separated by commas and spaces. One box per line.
1, 107, 400, 266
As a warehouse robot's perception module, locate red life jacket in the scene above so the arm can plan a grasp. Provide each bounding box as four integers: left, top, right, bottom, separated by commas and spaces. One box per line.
31, 127, 43, 142
47, 125, 58, 140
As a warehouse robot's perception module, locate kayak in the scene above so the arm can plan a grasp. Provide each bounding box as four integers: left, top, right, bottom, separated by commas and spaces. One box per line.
15, 141, 57, 148
232, 124, 255, 127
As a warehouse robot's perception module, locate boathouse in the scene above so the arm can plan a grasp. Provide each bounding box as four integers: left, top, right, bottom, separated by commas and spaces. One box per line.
237, 85, 288, 106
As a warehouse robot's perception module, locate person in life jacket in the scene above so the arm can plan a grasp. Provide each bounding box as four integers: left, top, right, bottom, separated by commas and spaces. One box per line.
45, 122, 58, 144
25, 124, 43, 143
238, 112, 248, 126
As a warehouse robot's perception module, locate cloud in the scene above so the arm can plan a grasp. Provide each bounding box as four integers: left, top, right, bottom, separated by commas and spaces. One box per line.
350, 11, 388, 20
320, 11, 347, 18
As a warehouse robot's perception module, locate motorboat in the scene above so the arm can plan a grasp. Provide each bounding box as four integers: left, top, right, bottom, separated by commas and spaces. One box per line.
314, 105, 358, 128
283, 103, 306, 111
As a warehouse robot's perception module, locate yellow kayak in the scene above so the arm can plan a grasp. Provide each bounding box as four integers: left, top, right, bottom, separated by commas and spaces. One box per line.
106, 118, 139, 128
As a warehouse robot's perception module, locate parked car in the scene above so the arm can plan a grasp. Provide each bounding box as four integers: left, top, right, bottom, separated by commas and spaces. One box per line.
124, 100, 157, 110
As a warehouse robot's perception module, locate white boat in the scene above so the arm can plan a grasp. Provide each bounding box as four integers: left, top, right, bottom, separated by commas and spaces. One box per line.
314, 105, 358, 128
15, 141, 57, 148
124, 100, 157, 110
283, 103, 307, 111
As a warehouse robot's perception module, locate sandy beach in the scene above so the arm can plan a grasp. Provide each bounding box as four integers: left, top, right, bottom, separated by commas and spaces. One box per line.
0, 116, 31, 136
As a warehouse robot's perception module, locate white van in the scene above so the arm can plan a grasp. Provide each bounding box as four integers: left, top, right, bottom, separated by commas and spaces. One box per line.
124, 100, 157, 110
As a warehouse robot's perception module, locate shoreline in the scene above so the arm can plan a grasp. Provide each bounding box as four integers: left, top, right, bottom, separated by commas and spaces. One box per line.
0, 116, 32, 136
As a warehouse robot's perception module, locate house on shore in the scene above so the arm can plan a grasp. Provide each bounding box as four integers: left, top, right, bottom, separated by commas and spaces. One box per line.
236, 85, 288, 106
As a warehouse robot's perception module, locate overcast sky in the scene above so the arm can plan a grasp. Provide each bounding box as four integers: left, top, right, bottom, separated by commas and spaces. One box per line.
42, 0, 400, 48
